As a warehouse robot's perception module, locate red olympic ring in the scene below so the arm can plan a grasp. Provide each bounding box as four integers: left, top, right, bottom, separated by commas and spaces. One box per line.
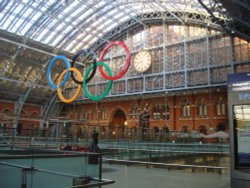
98, 41, 130, 80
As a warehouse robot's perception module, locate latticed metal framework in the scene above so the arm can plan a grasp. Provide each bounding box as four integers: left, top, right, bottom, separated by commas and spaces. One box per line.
0, 0, 225, 53
69, 22, 250, 101
0, 0, 249, 119
198, 0, 250, 41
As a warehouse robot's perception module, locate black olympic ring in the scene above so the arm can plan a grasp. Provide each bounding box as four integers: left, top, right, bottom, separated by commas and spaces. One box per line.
71, 49, 97, 85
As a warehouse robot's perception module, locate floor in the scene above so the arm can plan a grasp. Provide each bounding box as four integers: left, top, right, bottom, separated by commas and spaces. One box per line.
102, 164, 230, 188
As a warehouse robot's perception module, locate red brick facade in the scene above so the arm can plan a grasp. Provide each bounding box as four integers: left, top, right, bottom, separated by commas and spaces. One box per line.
0, 100, 41, 130
0, 88, 228, 137
66, 88, 228, 134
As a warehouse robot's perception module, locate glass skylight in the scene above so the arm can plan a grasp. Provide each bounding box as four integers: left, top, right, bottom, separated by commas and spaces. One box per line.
0, 0, 216, 54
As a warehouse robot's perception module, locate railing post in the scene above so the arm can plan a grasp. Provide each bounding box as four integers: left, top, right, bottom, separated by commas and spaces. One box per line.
21, 167, 35, 188
21, 168, 27, 188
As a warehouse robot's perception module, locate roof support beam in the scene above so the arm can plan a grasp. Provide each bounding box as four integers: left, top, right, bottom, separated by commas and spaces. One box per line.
12, 86, 32, 136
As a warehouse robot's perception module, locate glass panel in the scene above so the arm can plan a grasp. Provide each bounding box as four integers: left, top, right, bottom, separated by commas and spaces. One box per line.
0, 164, 22, 188
0, 146, 102, 187
28, 171, 72, 188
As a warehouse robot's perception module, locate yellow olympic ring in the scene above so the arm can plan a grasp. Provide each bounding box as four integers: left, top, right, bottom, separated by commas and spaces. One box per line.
57, 67, 82, 103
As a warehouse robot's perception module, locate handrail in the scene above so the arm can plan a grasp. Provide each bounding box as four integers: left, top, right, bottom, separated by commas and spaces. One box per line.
103, 158, 229, 170
0, 145, 100, 156
0, 161, 115, 187
101, 147, 229, 154
0, 158, 114, 188
0, 161, 77, 178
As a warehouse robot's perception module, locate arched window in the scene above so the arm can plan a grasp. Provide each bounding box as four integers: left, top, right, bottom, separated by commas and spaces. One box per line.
80, 110, 89, 120
162, 104, 170, 120
101, 106, 107, 120
182, 99, 191, 117
93, 109, 97, 121
216, 97, 226, 116
153, 103, 161, 120
198, 98, 207, 117
79, 107, 89, 120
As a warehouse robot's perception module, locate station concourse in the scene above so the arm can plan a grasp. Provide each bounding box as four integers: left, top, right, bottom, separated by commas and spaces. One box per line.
0, 0, 250, 187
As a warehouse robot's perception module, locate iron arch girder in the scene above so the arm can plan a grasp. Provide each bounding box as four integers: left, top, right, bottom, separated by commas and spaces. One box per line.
14, 85, 32, 117
90, 11, 224, 52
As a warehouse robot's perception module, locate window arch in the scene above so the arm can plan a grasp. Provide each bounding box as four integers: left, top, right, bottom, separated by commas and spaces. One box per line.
80, 110, 89, 120
93, 109, 97, 121
153, 103, 161, 120
182, 99, 191, 117
162, 104, 170, 120
152, 103, 170, 120
216, 97, 226, 116
101, 105, 107, 120
198, 97, 207, 117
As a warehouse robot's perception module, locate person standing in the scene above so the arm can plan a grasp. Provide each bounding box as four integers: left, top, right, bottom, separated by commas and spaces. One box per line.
88, 128, 100, 164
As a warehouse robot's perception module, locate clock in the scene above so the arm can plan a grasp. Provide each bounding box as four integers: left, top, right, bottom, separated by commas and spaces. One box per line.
133, 50, 152, 73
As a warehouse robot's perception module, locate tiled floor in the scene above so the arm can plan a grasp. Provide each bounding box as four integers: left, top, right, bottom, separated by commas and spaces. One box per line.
102, 164, 230, 188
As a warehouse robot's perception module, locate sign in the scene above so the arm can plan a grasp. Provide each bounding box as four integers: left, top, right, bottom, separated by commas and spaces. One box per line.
228, 72, 250, 92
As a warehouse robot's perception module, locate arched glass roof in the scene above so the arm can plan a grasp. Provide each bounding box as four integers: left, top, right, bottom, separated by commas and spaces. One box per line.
0, 0, 219, 54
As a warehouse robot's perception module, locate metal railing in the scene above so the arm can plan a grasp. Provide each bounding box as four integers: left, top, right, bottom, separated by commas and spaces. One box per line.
0, 145, 115, 188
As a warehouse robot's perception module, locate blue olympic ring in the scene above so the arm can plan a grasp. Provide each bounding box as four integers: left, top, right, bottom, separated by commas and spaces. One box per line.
46, 55, 70, 90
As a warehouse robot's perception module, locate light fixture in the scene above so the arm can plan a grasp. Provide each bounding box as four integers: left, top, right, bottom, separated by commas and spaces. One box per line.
124, 121, 128, 126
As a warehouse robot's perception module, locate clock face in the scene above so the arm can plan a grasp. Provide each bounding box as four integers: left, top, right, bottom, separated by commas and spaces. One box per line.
133, 50, 152, 73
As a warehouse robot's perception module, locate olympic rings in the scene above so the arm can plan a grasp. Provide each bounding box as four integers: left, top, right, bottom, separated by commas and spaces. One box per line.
83, 62, 112, 101
57, 67, 82, 103
46, 55, 70, 90
98, 41, 130, 80
71, 49, 97, 85
46, 41, 131, 103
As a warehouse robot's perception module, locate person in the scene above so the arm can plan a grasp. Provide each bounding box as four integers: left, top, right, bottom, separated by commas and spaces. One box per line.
17, 123, 22, 136
88, 129, 100, 164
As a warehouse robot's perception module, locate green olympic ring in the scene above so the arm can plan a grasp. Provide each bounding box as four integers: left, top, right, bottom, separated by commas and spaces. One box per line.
82, 62, 112, 101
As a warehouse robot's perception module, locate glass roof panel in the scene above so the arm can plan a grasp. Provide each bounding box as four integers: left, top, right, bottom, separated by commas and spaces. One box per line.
51, 35, 64, 46
65, 40, 76, 51
0, 0, 220, 54
53, 23, 65, 33
22, 7, 33, 17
